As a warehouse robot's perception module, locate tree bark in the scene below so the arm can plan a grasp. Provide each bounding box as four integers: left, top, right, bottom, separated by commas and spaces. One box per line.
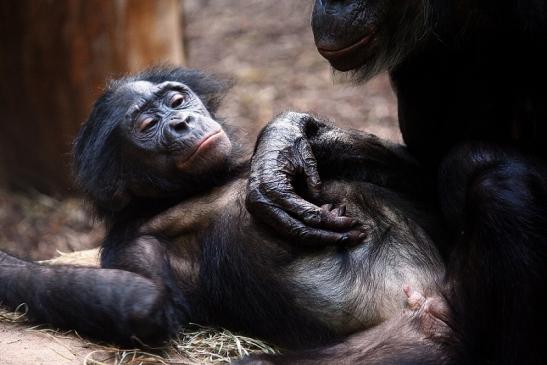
0, 0, 185, 194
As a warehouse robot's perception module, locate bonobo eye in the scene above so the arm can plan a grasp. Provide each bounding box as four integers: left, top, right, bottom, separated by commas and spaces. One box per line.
169, 93, 185, 108
137, 116, 158, 133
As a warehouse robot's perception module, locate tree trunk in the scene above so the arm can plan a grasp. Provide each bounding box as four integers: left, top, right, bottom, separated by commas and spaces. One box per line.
0, 0, 185, 194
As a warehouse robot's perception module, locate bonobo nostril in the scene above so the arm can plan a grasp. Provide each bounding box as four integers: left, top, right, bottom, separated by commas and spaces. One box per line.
169, 116, 192, 133
173, 121, 187, 132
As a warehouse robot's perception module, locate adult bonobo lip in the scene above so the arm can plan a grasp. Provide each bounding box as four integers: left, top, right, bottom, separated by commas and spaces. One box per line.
316, 33, 376, 71
312, 0, 378, 71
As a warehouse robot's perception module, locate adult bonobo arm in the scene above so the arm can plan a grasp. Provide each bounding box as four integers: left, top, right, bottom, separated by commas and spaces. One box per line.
246, 112, 432, 245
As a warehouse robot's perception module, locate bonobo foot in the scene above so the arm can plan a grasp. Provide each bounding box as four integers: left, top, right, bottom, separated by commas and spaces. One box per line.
404, 285, 453, 342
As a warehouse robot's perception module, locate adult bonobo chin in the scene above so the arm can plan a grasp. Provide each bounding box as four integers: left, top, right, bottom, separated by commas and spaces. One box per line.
246, 1, 547, 364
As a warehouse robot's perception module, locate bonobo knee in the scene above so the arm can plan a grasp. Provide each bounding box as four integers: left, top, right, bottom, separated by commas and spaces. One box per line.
471, 162, 545, 209
439, 143, 547, 231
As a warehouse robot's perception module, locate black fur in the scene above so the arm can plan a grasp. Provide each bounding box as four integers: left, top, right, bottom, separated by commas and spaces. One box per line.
245, 1, 547, 364
1, 68, 452, 361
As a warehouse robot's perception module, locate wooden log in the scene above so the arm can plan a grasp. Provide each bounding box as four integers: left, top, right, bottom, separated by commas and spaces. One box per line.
0, 0, 185, 194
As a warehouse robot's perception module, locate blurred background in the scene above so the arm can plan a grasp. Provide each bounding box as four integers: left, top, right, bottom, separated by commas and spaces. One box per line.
0, 0, 398, 260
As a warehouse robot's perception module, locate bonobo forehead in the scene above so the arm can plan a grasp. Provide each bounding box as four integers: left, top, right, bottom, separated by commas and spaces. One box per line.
112, 80, 199, 118
123, 80, 156, 95
116, 80, 173, 103
110, 80, 158, 112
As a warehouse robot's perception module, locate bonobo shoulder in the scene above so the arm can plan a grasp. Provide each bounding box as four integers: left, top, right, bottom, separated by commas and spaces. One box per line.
139, 178, 247, 238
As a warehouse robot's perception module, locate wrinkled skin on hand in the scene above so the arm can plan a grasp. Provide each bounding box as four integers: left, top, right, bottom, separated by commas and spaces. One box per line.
246, 112, 364, 246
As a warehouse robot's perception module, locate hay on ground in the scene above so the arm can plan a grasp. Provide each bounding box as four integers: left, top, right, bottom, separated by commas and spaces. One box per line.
0, 305, 277, 364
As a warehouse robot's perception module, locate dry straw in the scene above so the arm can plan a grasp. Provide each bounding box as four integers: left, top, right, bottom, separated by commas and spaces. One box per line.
0, 306, 277, 365
1, 251, 277, 364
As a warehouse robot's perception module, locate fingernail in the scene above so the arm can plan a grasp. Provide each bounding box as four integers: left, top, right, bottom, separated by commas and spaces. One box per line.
359, 233, 366, 239
340, 235, 349, 243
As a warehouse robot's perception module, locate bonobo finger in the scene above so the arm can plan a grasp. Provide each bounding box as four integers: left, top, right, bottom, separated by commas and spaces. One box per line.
267, 205, 363, 246
286, 137, 322, 199
256, 179, 363, 234
319, 204, 361, 232
343, 230, 368, 246
269, 191, 324, 227
333, 204, 346, 216
284, 198, 364, 235
299, 144, 322, 199
247, 189, 365, 246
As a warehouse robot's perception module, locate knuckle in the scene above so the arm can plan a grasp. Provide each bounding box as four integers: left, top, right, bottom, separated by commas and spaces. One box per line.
261, 181, 288, 198
278, 149, 297, 168
244, 199, 260, 214
303, 163, 319, 177
291, 226, 310, 239
302, 209, 321, 225
245, 190, 266, 211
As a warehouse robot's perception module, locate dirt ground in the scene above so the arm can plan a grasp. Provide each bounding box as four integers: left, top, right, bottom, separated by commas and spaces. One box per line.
0, 324, 101, 365
0, 1, 399, 363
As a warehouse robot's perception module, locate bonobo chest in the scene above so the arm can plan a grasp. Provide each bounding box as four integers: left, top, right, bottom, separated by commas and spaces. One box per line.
139, 177, 296, 276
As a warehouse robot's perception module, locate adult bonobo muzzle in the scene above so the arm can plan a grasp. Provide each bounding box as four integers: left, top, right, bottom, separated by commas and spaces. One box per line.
311, 0, 428, 77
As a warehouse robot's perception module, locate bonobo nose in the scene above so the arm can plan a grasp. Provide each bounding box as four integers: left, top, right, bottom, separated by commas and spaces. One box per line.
168, 115, 193, 135
315, 0, 348, 15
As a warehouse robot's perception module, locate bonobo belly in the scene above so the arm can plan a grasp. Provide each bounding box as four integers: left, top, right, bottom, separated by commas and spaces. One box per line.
188, 179, 444, 344
282, 180, 445, 335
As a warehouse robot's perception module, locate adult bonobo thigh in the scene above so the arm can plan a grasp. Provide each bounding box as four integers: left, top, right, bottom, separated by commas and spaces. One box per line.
246, 1, 547, 364
1, 67, 450, 360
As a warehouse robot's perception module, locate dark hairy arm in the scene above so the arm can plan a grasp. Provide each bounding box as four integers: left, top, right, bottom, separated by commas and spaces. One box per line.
308, 118, 431, 195
246, 112, 432, 246
0, 235, 185, 345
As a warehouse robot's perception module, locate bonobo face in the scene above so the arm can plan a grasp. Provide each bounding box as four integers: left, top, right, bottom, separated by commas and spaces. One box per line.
118, 80, 232, 175
312, 0, 427, 78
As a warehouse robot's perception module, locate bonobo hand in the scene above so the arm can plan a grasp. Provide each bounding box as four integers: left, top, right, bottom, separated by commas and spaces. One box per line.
246, 112, 365, 246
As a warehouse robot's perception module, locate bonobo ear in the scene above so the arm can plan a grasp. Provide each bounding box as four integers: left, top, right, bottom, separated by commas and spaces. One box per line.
136, 66, 231, 114
73, 91, 131, 214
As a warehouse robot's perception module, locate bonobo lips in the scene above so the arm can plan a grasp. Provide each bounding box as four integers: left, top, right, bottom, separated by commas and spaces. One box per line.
176, 129, 223, 169
316, 33, 375, 71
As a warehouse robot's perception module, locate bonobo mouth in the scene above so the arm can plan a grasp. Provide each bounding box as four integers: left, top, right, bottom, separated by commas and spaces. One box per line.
176, 129, 224, 169
316, 32, 376, 71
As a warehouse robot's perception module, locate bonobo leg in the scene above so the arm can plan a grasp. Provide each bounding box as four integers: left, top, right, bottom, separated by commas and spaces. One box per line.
238, 287, 453, 365
439, 143, 547, 365
0, 236, 186, 345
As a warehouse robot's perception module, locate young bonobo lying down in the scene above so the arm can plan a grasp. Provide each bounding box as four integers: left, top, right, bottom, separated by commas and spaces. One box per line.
0, 67, 452, 363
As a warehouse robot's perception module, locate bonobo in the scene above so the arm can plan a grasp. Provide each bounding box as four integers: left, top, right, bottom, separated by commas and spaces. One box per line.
0, 67, 449, 361
246, 1, 547, 364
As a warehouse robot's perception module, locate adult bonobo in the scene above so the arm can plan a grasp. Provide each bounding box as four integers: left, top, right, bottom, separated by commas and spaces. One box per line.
0, 67, 450, 361
246, 1, 547, 364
